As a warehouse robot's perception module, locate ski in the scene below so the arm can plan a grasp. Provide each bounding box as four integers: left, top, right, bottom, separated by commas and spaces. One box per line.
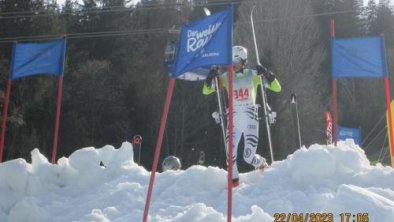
250, 6, 274, 163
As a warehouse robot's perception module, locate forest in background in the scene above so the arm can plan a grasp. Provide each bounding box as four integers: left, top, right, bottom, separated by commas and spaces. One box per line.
0, 0, 393, 171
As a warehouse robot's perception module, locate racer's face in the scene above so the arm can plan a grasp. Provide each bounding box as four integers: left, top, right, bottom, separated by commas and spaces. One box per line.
232, 60, 244, 72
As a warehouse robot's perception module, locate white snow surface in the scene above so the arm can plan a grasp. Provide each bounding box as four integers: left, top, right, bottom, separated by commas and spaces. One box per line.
0, 140, 394, 222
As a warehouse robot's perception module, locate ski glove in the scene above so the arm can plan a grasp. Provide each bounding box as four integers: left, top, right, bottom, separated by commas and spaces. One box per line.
205, 66, 219, 86
256, 65, 275, 83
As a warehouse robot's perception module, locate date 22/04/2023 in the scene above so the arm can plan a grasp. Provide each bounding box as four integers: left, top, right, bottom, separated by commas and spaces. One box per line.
273, 213, 369, 222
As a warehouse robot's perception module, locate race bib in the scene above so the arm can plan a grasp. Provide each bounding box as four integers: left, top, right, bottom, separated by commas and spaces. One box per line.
234, 88, 249, 101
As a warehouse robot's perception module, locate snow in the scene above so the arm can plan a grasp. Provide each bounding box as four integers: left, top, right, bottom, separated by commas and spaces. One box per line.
0, 140, 393, 222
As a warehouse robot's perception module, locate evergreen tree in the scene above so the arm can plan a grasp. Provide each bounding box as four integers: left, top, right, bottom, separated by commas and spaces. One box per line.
0, 0, 65, 160
361, 0, 378, 34
0, 0, 393, 166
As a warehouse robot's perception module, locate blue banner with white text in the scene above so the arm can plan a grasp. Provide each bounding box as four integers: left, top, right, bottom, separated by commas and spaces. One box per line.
332, 36, 387, 79
10, 38, 66, 80
170, 5, 233, 79
337, 126, 362, 146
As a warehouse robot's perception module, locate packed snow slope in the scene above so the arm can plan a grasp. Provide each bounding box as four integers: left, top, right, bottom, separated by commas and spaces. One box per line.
0, 140, 393, 222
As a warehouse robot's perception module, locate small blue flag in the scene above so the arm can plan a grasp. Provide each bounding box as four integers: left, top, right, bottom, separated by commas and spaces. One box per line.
10, 38, 66, 80
170, 5, 233, 79
332, 36, 387, 79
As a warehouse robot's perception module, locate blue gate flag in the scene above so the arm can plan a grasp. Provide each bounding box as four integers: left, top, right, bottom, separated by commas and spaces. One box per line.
170, 5, 233, 79
332, 36, 387, 79
10, 38, 66, 80
337, 126, 362, 146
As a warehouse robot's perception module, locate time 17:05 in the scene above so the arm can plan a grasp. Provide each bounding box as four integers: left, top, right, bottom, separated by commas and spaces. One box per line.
339, 213, 369, 222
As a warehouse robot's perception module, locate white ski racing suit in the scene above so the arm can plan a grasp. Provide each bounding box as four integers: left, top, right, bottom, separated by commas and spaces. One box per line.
203, 68, 281, 180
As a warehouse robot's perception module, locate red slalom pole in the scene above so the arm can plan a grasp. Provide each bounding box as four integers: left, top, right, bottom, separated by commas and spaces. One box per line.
143, 78, 175, 222
380, 33, 394, 168
330, 19, 338, 145
384, 77, 394, 167
51, 36, 67, 164
51, 76, 64, 164
227, 65, 234, 222
332, 79, 338, 145
0, 79, 12, 162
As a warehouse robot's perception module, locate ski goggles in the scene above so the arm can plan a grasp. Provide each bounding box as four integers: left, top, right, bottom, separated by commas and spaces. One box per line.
232, 57, 242, 64
232, 57, 246, 65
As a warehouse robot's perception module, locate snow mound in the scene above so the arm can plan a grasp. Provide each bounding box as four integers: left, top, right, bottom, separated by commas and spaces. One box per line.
0, 140, 393, 222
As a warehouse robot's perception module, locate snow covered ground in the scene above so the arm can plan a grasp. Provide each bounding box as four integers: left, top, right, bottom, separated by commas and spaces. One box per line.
0, 140, 393, 222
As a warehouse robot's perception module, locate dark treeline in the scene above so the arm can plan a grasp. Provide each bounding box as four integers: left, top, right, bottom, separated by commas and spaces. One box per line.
0, 0, 393, 170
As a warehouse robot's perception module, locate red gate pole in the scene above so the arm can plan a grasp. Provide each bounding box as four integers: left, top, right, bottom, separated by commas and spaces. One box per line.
0, 79, 12, 162
51, 36, 67, 164
143, 78, 176, 222
51, 76, 64, 164
332, 80, 337, 145
330, 19, 338, 145
384, 77, 394, 167
380, 33, 394, 167
227, 65, 234, 222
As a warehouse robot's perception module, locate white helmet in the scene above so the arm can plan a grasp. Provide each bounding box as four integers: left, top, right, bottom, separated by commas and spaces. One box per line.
232, 45, 248, 63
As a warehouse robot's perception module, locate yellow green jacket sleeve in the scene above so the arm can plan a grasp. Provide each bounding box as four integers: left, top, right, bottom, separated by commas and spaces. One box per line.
202, 77, 228, 95
202, 82, 216, 95
268, 78, 281, 92
252, 74, 281, 93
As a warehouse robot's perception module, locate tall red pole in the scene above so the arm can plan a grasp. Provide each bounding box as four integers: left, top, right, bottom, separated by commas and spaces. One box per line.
384, 77, 394, 167
330, 19, 338, 145
227, 65, 234, 222
380, 33, 394, 167
143, 78, 175, 222
51, 76, 64, 164
51, 36, 67, 164
0, 79, 12, 162
332, 81, 338, 145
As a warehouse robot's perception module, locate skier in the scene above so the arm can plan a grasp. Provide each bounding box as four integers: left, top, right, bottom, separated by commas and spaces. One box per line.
202, 45, 281, 187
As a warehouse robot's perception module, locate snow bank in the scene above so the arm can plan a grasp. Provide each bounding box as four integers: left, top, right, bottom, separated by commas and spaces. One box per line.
0, 140, 393, 222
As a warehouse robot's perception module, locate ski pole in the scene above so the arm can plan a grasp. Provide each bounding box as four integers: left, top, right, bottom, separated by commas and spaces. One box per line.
251, 6, 274, 162
215, 76, 228, 156
291, 93, 302, 148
